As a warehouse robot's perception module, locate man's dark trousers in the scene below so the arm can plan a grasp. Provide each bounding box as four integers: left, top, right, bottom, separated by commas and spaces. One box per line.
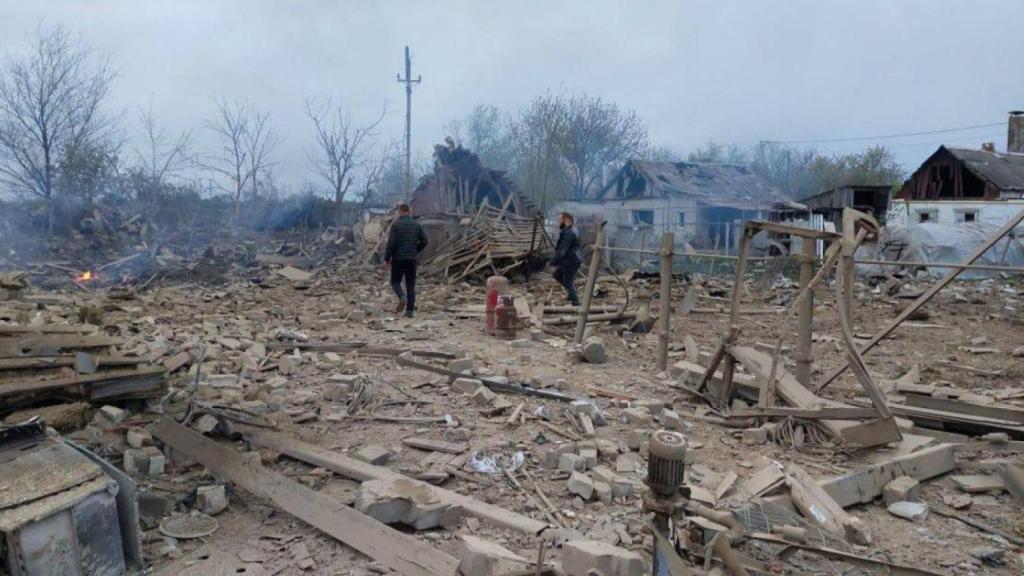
391, 259, 417, 312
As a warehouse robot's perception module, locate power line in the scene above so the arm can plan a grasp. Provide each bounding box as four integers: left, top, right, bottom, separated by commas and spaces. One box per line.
765, 121, 1004, 145
813, 131, 1005, 155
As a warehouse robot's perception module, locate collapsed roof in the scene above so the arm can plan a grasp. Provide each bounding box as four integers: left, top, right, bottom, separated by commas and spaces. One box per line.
943, 147, 1024, 192
410, 140, 535, 216
595, 160, 791, 209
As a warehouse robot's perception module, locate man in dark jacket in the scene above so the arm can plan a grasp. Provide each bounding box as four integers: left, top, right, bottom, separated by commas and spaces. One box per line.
385, 203, 428, 318
550, 212, 582, 306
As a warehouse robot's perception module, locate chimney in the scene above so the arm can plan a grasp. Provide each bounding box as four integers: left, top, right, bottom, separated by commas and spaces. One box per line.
1009, 111, 1024, 154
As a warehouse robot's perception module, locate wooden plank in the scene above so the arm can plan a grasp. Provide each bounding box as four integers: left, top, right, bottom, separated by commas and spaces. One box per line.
401, 437, 467, 454
0, 354, 146, 371
819, 207, 1024, 391
0, 325, 99, 335
737, 464, 785, 499
0, 334, 121, 357
786, 463, 857, 537
731, 407, 879, 420
0, 366, 166, 398
886, 403, 1024, 438
152, 419, 459, 576
243, 427, 551, 536
821, 443, 957, 508
730, 346, 900, 447
903, 394, 1024, 425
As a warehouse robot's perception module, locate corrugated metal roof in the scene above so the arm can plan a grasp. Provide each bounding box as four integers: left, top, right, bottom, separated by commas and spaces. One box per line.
946, 147, 1024, 191
596, 160, 790, 208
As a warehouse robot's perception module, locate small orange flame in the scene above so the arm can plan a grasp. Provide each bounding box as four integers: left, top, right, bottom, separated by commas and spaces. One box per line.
77, 271, 93, 282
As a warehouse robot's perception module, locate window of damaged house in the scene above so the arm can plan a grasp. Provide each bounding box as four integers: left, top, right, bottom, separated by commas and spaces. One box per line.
676, 211, 686, 228
956, 209, 978, 223
632, 210, 654, 227
917, 210, 937, 223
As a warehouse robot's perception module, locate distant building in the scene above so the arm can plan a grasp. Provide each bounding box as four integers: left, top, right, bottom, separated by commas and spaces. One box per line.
889, 125, 1024, 228
549, 159, 792, 266
875, 112, 1024, 275
795, 184, 893, 231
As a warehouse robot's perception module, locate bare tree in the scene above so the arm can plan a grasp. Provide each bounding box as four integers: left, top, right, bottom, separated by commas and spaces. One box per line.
0, 25, 117, 232
204, 99, 257, 220
508, 93, 570, 210
304, 97, 386, 222
559, 94, 649, 198
134, 99, 192, 188
244, 107, 279, 200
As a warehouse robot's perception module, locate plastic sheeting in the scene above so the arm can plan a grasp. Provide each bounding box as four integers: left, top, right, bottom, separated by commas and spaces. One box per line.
865, 223, 1024, 279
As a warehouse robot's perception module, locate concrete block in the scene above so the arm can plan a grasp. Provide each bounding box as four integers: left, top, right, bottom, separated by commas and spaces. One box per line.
98, 405, 126, 426
559, 453, 587, 473
123, 448, 148, 476
625, 429, 650, 450
594, 480, 612, 503
568, 472, 594, 500
457, 535, 530, 576
623, 408, 653, 426
579, 447, 598, 469
452, 377, 484, 394
542, 448, 562, 469
562, 540, 645, 576
356, 477, 454, 530
448, 357, 474, 373
742, 426, 769, 445
126, 427, 152, 448
196, 485, 228, 515
883, 476, 921, 506
660, 409, 682, 430
472, 387, 497, 406
355, 444, 393, 465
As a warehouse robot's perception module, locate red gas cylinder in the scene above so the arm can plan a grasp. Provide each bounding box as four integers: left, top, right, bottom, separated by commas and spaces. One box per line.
494, 294, 517, 340
485, 275, 509, 335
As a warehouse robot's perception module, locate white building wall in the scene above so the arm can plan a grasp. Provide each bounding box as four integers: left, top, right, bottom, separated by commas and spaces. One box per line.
888, 199, 1024, 228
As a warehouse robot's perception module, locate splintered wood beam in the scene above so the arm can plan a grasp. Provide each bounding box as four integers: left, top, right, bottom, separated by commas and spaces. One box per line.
153, 419, 459, 576
243, 427, 551, 536
817, 207, 1024, 392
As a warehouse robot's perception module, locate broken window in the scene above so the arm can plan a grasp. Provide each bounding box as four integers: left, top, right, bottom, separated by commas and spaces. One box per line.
677, 211, 686, 227
917, 210, 937, 223
956, 210, 978, 223
632, 210, 654, 226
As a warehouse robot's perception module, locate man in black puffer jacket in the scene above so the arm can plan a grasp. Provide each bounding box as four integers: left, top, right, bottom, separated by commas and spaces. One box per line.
550, 212, 582, 306
385, 203, 428, 318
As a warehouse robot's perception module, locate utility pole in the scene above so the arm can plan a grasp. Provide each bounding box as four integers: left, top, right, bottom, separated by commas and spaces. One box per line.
396, 46, 421, 201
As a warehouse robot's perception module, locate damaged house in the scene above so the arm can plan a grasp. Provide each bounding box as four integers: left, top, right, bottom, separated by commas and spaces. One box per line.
388, 141, 551, 280
878, 112, 1024, 274
550, 160, 792, 267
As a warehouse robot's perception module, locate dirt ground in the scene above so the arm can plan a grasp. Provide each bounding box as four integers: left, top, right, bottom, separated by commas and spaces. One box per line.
6, 259, 1024, 575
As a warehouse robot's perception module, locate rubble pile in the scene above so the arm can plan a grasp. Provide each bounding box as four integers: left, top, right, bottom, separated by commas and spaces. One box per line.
1, 210, 1023, 576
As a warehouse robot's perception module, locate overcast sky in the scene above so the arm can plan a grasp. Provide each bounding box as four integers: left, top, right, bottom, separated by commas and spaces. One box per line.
2, 0, 1023, 189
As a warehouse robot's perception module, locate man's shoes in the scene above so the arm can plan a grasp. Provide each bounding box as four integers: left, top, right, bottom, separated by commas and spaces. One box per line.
404, 310, 414, 318
395, 297, 406, 313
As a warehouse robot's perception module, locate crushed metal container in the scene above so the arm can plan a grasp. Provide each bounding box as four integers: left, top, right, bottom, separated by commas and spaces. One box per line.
0, 419, 142, 575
